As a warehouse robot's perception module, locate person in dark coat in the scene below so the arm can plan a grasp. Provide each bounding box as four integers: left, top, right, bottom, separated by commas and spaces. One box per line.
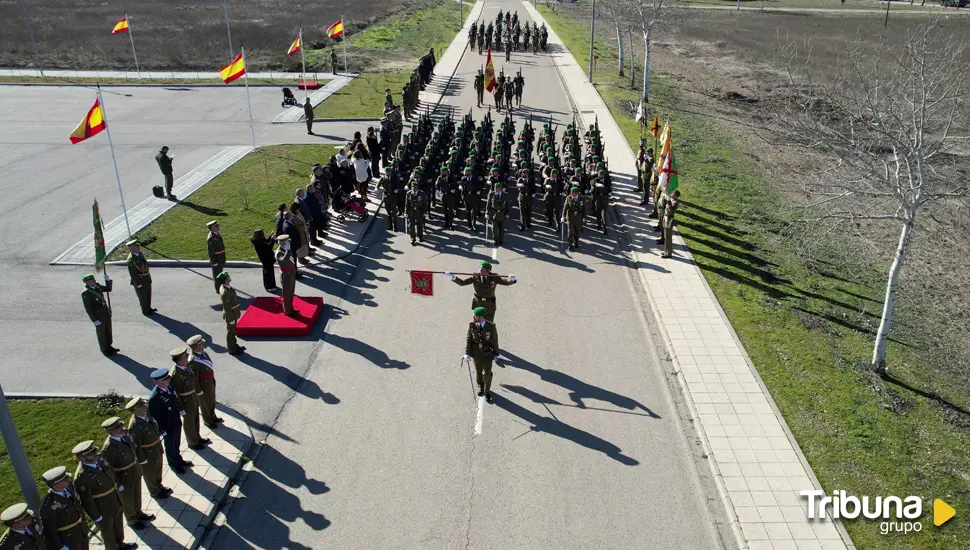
250, 230, 277, 291
294, 189, 320, 247
280, 211, 304, 278
304, 183, 327, 241
274, 203, 287, 236
147, 369, 192, 474
304, 98, 314, 135
366, 127, 382, 178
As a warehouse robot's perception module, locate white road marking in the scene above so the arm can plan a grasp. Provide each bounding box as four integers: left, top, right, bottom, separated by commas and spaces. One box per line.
474, 396, 485, 435
491, 247, 498, 261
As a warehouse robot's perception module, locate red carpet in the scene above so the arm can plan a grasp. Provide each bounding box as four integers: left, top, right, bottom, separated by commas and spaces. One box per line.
236, 296, 324, 337
297, 81, 321, 90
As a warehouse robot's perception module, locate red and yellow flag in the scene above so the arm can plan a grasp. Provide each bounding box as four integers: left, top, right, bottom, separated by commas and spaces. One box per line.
69, 98, 107, 144
219, 53, 246, 84
326, 19, 344, 39
484, 49, 496, 92
111, 16, 129, 34
287, 33, 302, 56
410, 271, 434, 296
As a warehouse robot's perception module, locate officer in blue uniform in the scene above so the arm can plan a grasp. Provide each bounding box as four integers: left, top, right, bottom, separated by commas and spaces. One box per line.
147, 368, 193, 475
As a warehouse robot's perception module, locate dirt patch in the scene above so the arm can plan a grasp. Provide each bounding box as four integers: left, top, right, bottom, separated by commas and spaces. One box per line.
0, 0, 428, 72
569, 3, 970, 403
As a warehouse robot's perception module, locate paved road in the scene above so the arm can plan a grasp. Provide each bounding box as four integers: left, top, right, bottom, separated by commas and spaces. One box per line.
211, 1, 729, 548
0, 84, 369, 439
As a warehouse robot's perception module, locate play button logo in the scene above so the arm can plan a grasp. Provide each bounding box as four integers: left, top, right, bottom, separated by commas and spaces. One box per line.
933, 499, 956, 527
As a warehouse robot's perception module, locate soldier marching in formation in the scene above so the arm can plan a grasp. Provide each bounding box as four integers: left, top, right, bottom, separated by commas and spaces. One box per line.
474, 68, 485, 108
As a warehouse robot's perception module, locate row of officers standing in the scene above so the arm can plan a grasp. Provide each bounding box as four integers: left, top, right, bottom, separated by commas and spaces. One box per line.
0, 336, 224, 550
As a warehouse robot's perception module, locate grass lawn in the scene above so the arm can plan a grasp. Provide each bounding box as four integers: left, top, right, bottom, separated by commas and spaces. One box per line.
0, 397, 125, 508
107, 145, 329, 262
540, 6, 970, 549
311, 0, 472, 119
0, 76, 300, 86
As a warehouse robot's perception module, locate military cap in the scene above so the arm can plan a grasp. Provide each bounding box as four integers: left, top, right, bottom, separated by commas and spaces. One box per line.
276, 234, 290, 242
42, 466, 69, 485
125, 396, 145, 410
490, 167, 499, 172
597, 162, 606, 168
473, 306, 488, 317
464, 167, 472, 173
481, 261, 492, 269
570, 186, 580, 192
543, 123, 549, 128
170, 346, 188, 359
385, 88, 391, 92
567, 123, 573, 128
494, 182, 503, 188
215, 271, 229, 282
592, 155, 600, 160
72, 440, 96, 456
101, 417, 123, 430
186, 335, 204, 346
206, 220, 218, 228
82, 274, 95, 282
520, 160, 528, 166
125, 239, 140, 247
598, 170, 607, 175
411, 180, 420, 186
1, 504, 30, 525
646, 147, 654, 153
150, 368, 170, 380
551, 168, 559, 174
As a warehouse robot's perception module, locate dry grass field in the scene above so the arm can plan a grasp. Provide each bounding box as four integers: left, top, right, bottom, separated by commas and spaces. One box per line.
0, 0, 431, 72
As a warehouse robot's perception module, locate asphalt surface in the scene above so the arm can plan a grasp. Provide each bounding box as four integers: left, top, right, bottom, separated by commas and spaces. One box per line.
209, 1, 729, 548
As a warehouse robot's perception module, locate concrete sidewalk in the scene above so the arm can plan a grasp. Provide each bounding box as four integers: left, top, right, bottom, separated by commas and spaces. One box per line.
271, 75, 356, 124
525, 3, 853, 549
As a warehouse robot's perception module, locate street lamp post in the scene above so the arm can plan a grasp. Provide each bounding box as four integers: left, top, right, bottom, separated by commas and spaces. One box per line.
588, 0, 596, 82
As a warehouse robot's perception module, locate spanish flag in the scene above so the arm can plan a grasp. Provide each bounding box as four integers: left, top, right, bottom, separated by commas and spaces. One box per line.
483, 49, 496, 92
220, 52, 246, 84
69, 98, 107, 144
327, 19, 344, 39
287, 33, 302, 56
111, 16, 129, 34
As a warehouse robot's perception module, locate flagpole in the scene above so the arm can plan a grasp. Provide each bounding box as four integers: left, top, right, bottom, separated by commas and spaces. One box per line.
242, 47, 257, 151
341, 15, 348, 74
299, 28, 308, 101
126, 13, 141, 78
223, 0, 234, 60
99, 212, 112, 310
97, 87, 132, 237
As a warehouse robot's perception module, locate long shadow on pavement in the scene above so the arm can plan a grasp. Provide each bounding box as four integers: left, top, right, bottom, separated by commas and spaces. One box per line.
491, 393, 640, 466
107, 354, 155, 389
499, 350, 660, 417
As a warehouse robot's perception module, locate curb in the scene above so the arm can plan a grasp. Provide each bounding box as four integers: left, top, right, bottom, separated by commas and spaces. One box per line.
0, 83, 284, 88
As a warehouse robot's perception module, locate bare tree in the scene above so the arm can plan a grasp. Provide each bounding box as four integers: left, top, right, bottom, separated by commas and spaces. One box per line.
600, 0, 628, 77
629, 0, 673, 102
773, 20, 970, 374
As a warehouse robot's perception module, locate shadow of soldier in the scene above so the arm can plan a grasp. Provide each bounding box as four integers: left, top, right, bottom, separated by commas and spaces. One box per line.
499, 350, 660, 418
491, 393, 639, 466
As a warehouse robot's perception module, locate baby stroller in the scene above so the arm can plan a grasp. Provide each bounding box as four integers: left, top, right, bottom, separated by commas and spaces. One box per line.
331, 188, 368, 223
281, 87, 298, 107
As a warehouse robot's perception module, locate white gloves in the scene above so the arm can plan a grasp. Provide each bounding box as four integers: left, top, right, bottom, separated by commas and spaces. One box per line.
508, 274, 517, 283
180, 410, 186, 416
93, 320, 102, 327
136, 285, 143, 289
103, 274, 111, 282
444, 271, 453, 278
94, 516, 103, 523
140, 460, 148, 465
561, 217, 565, 223
463, 354, 472, 361
118, 484, 124, 492
198, 391, 204, 396
494, 354, 502, 361
160, 432, 167, 437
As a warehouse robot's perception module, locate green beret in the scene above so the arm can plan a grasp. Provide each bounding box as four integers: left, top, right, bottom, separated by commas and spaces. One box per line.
464, 167, 472, 172
473, 306, 488, 317
494, 182, 503, 188
570, 186, 580, 192
597, 162, 606, 168
647, 147, 654, 153
598, 170, 607, 175
480, 261, 492, 269
215, 271, 229, 282
491, 167, 499, 172
82, 274, 95, 282
551, 168, 559, 174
